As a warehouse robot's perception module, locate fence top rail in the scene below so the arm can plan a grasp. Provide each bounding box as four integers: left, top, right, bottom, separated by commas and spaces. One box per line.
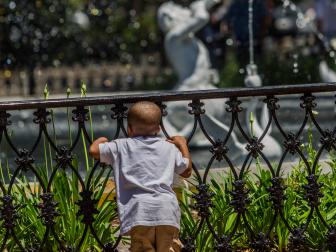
0, 83, 336, 111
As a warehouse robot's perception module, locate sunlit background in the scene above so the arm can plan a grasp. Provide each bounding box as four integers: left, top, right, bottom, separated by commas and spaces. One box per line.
0, 0, 335, 97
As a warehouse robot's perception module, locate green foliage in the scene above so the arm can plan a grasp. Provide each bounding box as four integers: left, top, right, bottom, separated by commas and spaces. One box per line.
0, 87, 120, 251
0, 162, 119, 251
180, 150, 336, 251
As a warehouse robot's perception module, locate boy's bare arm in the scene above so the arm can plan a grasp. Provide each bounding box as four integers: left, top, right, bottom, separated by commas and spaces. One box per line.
89, 137, 109, 160
167, 136, 193, 178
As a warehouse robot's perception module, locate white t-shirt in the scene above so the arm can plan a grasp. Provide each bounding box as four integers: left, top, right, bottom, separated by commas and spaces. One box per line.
99, 136, 189, 235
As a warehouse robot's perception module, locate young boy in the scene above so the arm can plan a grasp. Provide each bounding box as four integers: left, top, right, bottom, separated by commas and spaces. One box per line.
89, 101, 192, 252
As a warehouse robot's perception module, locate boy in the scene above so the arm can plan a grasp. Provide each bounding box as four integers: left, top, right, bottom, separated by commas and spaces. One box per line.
89, 101, 192, 252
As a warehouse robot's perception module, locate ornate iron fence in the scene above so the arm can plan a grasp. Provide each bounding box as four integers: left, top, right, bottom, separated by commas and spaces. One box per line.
0, 83, 336, 251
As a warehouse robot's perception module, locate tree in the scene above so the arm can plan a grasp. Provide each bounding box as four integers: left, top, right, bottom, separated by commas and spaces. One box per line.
0, 0, 168, 94
0, 0, 75, 94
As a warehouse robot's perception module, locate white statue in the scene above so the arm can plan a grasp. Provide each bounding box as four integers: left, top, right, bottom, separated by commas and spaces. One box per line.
158, 0, 219, 91
158, 0, 247, 156
319, 60, 336, 83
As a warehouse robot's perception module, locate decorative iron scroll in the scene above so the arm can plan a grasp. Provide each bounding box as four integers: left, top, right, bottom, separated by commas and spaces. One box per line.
0, 83, 335, 251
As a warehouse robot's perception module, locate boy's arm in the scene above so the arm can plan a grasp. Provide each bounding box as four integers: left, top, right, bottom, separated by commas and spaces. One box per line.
89, 137, 109, 160
167, 136, 193, 178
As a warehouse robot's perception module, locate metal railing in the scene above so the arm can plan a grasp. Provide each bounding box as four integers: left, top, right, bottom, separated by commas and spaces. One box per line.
0, 83, 336, 251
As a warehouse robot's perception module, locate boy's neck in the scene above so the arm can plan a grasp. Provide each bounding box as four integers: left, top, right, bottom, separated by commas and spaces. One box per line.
131, 133, 158, 138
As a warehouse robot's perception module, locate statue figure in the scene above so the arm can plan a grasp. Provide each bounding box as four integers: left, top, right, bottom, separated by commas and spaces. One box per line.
158, 0, 281, 158
319, 60, 336, 83
157, 0, 248, 158
158, 0, 219, 91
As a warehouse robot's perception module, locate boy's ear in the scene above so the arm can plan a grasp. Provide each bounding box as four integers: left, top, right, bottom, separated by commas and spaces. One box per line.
127, 124, 133, 137
155, 124, 161, 134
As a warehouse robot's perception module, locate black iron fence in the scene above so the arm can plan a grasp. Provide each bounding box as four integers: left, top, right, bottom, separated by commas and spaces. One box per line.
0, 83, 336, 251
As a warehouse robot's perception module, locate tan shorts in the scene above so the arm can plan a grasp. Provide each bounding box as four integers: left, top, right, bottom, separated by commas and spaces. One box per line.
130, 225, 182, 252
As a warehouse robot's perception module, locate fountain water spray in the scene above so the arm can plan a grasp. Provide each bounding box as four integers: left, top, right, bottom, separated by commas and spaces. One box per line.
248, 0, 255, 66
244, 0, 281, 157
281, 0, 336, 82
244, 0, 261, 88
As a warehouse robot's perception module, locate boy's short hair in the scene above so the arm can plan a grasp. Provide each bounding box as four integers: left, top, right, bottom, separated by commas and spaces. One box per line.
127, 101, 162, 135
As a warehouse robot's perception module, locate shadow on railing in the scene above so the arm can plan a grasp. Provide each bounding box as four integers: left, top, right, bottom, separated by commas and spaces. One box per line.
0, 83, 336, 251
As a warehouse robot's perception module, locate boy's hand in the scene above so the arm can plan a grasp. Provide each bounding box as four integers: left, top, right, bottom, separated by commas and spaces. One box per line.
167, 136, 187, 148
89, 137, 109, 160
167, 136, 192, 178
97, 137, 109, 143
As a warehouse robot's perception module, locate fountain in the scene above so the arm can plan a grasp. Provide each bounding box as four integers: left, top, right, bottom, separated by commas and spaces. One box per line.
2, 0, 335, 167
157, 0, 247, 154
158, 0, 282, 158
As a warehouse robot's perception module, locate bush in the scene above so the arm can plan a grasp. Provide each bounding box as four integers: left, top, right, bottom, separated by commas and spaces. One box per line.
180, 149, 336, 251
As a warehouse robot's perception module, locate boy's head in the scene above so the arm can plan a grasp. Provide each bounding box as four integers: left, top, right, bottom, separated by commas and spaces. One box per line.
127, 101, 162, 137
